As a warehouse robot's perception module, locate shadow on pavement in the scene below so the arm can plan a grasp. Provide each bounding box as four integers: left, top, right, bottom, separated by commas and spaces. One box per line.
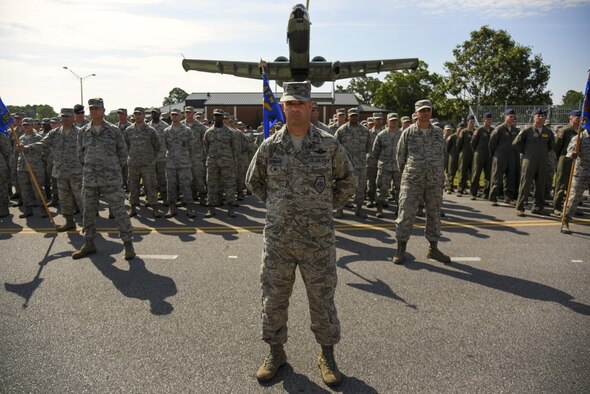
90, 250, 177, 316
405, 260, 590, 316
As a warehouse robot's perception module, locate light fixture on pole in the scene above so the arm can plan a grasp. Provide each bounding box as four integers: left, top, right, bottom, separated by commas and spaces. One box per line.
62, 66, 96, 105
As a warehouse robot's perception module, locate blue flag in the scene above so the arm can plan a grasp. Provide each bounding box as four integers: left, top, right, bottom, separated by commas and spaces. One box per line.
582, 73, 590, 132
262, 74, 284, 139
0, 97, 14, 134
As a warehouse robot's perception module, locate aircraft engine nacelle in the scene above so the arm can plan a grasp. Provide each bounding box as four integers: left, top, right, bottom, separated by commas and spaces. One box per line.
274, 56, 289, 62
311, 56, 326, 62
331, 61, 341, 76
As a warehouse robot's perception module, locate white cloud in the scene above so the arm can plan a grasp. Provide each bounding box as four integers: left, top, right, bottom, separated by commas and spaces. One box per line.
414, 0, 590, 17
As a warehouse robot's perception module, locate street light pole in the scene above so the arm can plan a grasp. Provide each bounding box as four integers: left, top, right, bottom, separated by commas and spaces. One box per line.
62, 66, 96, 105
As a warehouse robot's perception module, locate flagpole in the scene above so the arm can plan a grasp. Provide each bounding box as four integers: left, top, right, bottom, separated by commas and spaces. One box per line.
10, 128, 54, 225
561, 68, 590, 227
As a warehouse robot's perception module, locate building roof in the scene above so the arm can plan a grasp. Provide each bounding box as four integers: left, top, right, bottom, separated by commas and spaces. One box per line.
184, 91, 360, 106
358, 103, 388, 113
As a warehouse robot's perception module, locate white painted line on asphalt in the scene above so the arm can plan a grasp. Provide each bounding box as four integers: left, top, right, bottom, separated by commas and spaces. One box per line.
137, 255, 178, 260
228, 256, 238, 259
571, 260, 583, 263
450, 257, 482, 262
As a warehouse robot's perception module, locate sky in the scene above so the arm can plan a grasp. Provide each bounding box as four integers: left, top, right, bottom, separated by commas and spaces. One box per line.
1, 0, 590, 114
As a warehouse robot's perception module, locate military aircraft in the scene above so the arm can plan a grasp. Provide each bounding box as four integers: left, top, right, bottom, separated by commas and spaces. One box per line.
182, 3, 419, 87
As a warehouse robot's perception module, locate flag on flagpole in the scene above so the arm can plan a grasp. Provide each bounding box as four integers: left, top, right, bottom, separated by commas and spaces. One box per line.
262, 74, 284, 139
581, 72, 590, 131
0, 97, 14, 134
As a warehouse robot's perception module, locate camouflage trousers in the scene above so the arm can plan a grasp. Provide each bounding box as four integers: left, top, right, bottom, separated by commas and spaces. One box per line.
351, 166, 367, 206
156, 161, 167, 200
396, 173, 443, 242
553, 156, 572, 210
166, 167, 192, 205
129, 165, 158, 206
366, 158, 378, 201
377, 168, 401, 205
565, 174, 590, 219
11, 153, 20, 196
206, 159, 236, 206
0, 166, 9, 207
82, 184, 132, 242
191, 159, 207, 198
260, 235, 340, 346
237, 157, 249, 193
57, 177, 82, 216
18, 169, 45, 207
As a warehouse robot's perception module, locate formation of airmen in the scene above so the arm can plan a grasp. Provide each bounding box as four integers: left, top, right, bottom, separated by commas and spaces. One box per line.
0, 101, 587, 238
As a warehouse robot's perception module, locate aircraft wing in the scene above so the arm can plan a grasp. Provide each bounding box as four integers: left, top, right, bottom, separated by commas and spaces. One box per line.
182, 59, 293, 81
308, 58, 420, 82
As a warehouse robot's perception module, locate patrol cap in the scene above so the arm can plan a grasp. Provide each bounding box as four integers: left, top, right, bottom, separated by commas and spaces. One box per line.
117, 108, 127, 114
73, 104, 85, 114
336, 108, 346, 115
14, 112, 24, 119
401, 116, 411, 123
533, 108, 547, 116
195, 111, 203, 117
170, 108, 182, 115
372, 112, 383, 119
41, 118, 51, 125
50, 117, 60, 123
33, 119, 41, 125
229, 115, 235, 122
88, 98, 104, 108
213, 109, 224, 116
60, 108, 74, 117
280, 81, 311, 102
223, 112, 230, 119
444, 125, 453, 130
150, 107, 161, 113
367, 117, 374, 123
414, 100, 431, 112
466, 114, 475, 121
22, 117, 34, 125
504, 108, 516, 115
347, 108, 359, 116
184, 106, 195, 113
569, 110, 581, 117
133, 107, 145, 114
387, 112, 399, 120
161, 111, 170, 118
483, 112, 493, 119
458, 121, 466, 128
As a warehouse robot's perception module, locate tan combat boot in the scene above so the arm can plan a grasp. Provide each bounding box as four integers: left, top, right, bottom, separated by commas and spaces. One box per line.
427, 241, 451, 263
375, 202, 383, 218
186, 205, 196, 218
392, 241, 406, 265
72, 239, 97, 259
560, 219, 572, 234
164, 206, 177, 218
317, 345, 342, 387
123, 241, 135, 260
205, 206, 216, 218
56, 215, 76, 232
256, 344, 287, 382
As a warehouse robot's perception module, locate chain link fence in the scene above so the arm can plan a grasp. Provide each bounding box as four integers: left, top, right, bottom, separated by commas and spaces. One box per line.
469, 105, 578, 127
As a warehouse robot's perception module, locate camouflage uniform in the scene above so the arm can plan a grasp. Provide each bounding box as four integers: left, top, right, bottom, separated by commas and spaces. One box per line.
334, 122, 371, 207
27, 124, 83, 216
366, 126, 382, 203
396, 123, 445, 242
456, 127, 474, 193
149, 119, 169, 201
246, 125, 356, 345
564, 130, 590, 219
553, 124, 578, 210
445, 132, 459, 192
203, 124, 238, 206
9, 125, 24, 201
164, 123, 194, 206
372, 127, 402, 207
117, 119, 132, 190
0, 132, 11, 213
513, 124, 555, 213
236, 130, 256, 197
182, 119, 207, 200
125, 122, 161, 207
470, 125, 492, 198
18, 132, 45, 209
489, 122, 519, 203
78, 121, 132, 242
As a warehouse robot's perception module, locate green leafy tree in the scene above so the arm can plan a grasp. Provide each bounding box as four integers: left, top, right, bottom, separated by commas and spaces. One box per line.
163, 87, 189, 105
444, 26, 552, 105
375, 61, 440, 116
345, 77, 383, 106
561, 90, 583, 108
7, 105, 37, 118
36, 105, 57, 119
